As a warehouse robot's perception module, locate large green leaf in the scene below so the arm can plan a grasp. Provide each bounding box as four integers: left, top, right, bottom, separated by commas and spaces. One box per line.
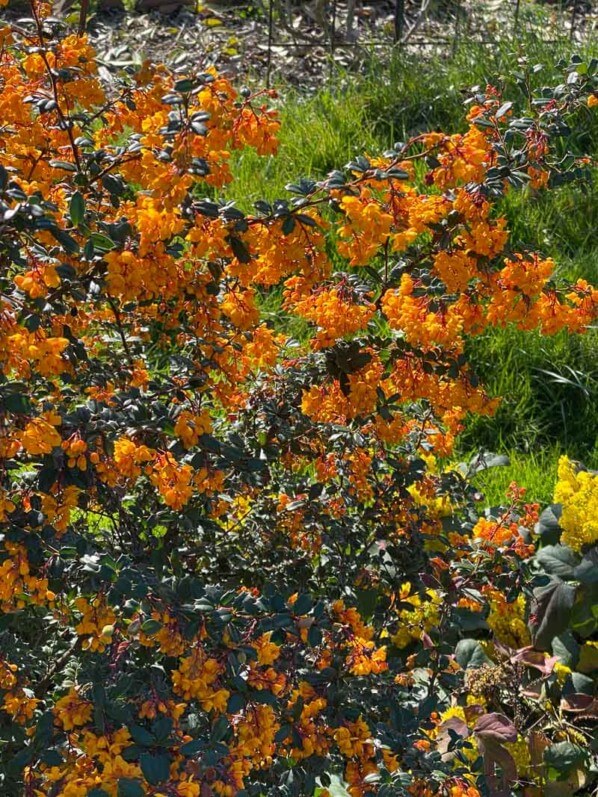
535, 504, 563, 544
536, 545, 578, 579
454, 638, 492, 669
530, 578, 577, 650
544, 741, 587, 772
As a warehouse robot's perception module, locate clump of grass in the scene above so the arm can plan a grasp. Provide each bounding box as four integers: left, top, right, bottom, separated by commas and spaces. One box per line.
462, 325, 598, 458
470, 447, 563, 506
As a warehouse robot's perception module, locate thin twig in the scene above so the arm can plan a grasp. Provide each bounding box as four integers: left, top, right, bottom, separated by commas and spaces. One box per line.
35, 637, 81, 699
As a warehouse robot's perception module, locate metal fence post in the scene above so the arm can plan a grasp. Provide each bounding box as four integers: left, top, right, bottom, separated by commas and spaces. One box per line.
394, 0, 405, 44
266, 0, 274, 88
514, 0, 521, 32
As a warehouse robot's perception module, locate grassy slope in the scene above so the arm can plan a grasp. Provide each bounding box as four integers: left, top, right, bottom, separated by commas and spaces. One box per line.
225, 18, 598, 505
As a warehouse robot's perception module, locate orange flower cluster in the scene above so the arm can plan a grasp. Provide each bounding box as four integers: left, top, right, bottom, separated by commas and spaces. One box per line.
0, 8, 596, 795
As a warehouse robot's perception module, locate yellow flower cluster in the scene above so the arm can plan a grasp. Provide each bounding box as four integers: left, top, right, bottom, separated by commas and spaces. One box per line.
0, 542, 53, 611
485, 591, 530, 649
0, 660, 39, 726
74, 596, 117, 653
553, 456, 598, 552
391, 584, 441, 649
172, 648, 230, 712
53, 688, 94, 731
175, 410, 213, 449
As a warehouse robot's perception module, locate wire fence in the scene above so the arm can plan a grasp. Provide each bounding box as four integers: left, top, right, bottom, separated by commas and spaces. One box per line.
258, 0, 596, 85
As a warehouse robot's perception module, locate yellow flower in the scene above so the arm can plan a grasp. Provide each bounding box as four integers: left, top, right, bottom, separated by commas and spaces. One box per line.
554, 457, 598, 552
578, 641, 598, 673
53, 688, 93, 731
486, 592, 530, 648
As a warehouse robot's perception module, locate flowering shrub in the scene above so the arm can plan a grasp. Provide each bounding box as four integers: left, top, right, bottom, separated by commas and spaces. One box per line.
0, 6, 597, 795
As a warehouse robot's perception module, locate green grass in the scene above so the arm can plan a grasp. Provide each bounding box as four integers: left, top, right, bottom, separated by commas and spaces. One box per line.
225, 24, 598, 502
470, 448, 562, 507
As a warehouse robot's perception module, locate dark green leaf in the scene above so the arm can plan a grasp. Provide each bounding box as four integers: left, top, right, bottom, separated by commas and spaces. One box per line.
228, 235, 251, 263
69, 191, 85, 226
227, 693, 245, 714
454, 639, 492, 669
292, 594, 312, 615
49, 160, 77, 172
211, 715, 230, 742
179, 738, 203, 756
174, 78, 195, 93
531, 579, 577, 650
118, 779, 145, 797
536, 545, 578, 579
89, 233, 116, 253
2, 392, 30, 414
128, 724, 155, 746
551, 632, 579, 668
51, 227, 79, 254
282, 215, 296, 235
139, 752, 170, 785
536, 504, 562, 544
140, 619, 162, 635
573, 549, 598, 584
543, 742, 586, 772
